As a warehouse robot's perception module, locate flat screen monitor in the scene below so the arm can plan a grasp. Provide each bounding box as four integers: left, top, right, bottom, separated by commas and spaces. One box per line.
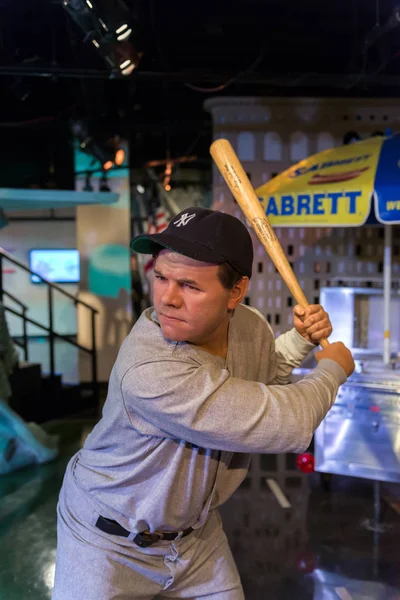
29, 249, 80, 284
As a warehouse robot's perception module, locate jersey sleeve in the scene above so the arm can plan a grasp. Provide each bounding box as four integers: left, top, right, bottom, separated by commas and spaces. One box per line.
272, 328, 316, 384
121, 356, 346, 454
255, 311, 316, 385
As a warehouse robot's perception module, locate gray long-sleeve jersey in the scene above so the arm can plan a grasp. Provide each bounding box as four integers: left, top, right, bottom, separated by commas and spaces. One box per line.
71, 305, 346, 534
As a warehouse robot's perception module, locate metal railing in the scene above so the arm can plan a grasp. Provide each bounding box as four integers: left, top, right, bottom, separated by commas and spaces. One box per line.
0, 248, 99, 406
1, 289, 29, 359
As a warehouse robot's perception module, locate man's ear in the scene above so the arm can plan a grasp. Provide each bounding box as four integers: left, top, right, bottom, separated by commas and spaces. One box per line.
227, 277, 250, 310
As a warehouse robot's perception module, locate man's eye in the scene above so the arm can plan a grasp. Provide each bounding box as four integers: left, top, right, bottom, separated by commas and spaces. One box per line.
185, 284, 199, 291
155, 275, 166, 281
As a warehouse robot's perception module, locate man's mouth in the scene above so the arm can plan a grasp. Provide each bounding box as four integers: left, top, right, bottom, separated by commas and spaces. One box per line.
160, 313, 184, 323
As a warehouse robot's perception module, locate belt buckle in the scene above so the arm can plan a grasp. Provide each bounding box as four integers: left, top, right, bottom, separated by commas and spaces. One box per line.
133, 531, 162, 548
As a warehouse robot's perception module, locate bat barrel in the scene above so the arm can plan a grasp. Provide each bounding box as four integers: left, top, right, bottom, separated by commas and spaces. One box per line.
210, 138, 329, 348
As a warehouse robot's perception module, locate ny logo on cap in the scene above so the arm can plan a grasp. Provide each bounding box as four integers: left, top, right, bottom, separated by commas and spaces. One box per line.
173, 213, 196, 227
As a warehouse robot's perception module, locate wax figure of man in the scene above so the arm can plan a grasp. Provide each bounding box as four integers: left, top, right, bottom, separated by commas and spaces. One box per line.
53, 207, 354, 600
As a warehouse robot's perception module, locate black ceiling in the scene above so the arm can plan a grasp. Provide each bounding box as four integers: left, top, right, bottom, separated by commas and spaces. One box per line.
1, 0, 400, 187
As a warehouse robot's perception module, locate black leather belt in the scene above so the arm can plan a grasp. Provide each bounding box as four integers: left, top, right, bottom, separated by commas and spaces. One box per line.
95, 515, 194, 548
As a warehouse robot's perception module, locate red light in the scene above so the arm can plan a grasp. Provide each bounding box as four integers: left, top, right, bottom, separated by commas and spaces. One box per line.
369, 405, 380, 413
296, 452, 315, 474
296, 552, 316, 574
115, 149, 125, 165
103, 160, 113, 171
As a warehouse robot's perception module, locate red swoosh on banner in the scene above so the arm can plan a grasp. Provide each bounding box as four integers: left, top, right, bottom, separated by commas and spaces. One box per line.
308, 166, 369, 184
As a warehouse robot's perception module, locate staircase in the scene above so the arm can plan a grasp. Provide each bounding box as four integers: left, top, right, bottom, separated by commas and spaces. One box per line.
0, 249, 99, 423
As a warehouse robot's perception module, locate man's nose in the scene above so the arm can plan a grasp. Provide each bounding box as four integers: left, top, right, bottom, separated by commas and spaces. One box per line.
161, 283, 183, 308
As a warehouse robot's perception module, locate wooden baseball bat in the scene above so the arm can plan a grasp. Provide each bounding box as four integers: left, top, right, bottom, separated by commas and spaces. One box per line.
210, 138, 329, 349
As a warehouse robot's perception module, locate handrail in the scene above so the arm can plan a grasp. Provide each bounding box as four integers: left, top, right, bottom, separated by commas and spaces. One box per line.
12, 338, 25, 351
4, 305, 94, 354
2, 289, 29, 361
2, 290, 28, 311
0, 247, 98, 312
0, 248, 99, 408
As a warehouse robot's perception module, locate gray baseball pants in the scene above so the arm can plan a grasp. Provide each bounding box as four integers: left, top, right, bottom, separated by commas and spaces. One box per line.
52, 469, 244, 600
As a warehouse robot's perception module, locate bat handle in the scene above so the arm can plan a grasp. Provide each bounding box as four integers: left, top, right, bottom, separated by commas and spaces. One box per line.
319, 338, 329, 349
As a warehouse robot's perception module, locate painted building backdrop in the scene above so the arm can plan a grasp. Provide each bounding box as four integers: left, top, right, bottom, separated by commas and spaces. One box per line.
205, 97, 400, 341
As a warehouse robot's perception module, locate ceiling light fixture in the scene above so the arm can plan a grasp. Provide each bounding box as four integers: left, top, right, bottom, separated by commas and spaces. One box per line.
62, 0, 142, 76
72, 121, 125, 170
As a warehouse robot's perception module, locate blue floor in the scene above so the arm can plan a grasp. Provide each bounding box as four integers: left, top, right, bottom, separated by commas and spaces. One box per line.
0, 420, 84, 599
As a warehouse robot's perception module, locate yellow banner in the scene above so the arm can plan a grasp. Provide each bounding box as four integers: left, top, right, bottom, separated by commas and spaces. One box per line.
256, 136, 384, 226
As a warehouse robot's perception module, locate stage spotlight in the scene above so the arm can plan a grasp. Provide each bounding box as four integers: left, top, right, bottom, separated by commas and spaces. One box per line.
72, 121, 126, 170
116, 23, 132, 41
62, 0, 142, 76
114, 148, 125, 165
72, 121, 115, 170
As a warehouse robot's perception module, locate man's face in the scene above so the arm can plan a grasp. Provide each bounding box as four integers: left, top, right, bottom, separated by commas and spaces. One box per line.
153, 250, 246, 345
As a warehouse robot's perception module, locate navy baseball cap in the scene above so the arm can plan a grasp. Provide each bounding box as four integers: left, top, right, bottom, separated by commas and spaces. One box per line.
131, 207, 254, 278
